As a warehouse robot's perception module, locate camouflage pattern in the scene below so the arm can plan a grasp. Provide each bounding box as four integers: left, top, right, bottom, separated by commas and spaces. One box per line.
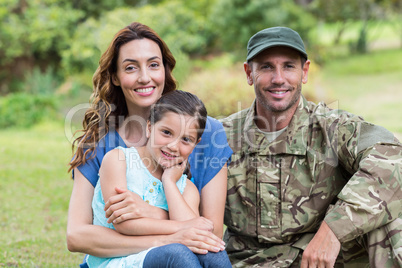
220, 96, 402, 267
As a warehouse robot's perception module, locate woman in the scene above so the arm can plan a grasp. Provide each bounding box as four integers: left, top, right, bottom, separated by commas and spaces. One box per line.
67, 22, 232, 267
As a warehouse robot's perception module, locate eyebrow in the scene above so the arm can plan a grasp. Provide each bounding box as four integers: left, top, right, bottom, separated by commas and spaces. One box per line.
122, 56, 161, 64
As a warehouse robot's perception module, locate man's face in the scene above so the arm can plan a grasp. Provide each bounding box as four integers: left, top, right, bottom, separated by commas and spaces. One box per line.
245, 46, 310, 116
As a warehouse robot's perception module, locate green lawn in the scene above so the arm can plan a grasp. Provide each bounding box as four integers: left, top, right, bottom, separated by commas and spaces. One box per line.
0, 122, 84, 267
318, 48, 402, 136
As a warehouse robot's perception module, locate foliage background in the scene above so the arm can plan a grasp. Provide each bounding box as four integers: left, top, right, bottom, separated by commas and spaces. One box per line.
1, 0, 401, 266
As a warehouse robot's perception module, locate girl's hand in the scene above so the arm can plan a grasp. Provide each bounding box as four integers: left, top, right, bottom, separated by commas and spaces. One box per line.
161, 160, 187, 184
104, 187, 168, 224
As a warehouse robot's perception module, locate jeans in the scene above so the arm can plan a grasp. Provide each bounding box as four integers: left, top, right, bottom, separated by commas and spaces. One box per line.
143, 243, 232, 268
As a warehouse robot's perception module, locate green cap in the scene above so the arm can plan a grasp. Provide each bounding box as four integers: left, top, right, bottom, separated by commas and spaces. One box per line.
247, 27, 308, 61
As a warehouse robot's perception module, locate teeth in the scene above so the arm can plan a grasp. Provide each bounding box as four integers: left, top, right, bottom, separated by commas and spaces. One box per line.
135, 87, 154, 93
162, 151, 176, 157
272, 91, 286, 94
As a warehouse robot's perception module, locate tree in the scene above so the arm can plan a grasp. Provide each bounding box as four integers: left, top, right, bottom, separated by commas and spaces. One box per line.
382, 0, 402, 48
0, 0, 84, 93
61, 1, 215, 85
312, 0, 361, 45
312, 0, 386, 53
0, 0, 169, 94
210, 0, 316, 56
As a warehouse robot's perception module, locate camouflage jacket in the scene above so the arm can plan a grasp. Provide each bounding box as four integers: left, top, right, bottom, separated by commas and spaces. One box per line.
220, 96, 402, 254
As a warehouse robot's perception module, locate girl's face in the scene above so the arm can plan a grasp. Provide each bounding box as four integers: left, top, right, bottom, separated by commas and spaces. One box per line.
113, 38, 165, 111
146, 112, 200, 170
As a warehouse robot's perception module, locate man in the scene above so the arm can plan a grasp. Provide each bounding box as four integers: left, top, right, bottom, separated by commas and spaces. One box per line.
220, 27, 402, 267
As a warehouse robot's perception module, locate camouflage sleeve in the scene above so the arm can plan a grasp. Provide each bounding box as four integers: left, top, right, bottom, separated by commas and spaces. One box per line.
324, 121, 402, 243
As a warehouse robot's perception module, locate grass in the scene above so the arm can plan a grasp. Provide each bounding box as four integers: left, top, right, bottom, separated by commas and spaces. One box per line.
315, 20, 398, 47
323, 48, 402, 76
310, 20, 401, 63
318, 48, 402, 135
0, 122, 84, 267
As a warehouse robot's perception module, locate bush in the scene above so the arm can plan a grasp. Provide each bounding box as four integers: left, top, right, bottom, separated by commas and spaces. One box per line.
182, 57, 255, 118
25, 67, 62, 95
0, 93, 59, 128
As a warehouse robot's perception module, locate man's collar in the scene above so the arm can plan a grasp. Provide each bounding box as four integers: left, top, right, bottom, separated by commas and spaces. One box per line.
242, 96, 310, 155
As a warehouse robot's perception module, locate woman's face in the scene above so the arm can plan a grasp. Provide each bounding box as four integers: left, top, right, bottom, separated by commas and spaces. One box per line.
113, 38, 165, 112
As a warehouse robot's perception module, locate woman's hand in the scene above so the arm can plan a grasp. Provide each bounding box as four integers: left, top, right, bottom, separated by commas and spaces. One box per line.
104, 187, 168, 224
180, 217, 214, 233
167, 227, 226, 254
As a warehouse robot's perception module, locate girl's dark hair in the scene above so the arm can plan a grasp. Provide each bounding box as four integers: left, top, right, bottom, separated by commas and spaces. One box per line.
69, 22, 176, 173
150, 90, 207, 140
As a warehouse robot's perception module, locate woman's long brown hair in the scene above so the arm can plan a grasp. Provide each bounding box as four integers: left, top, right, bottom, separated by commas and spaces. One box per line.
68, 22, 177, 173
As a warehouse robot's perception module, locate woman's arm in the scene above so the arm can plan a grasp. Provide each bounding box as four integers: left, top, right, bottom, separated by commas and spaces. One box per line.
67, 169, 225, 256
199, 163, 228, 238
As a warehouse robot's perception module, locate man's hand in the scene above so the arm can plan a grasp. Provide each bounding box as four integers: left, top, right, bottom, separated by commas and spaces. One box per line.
301, 221, 340, 268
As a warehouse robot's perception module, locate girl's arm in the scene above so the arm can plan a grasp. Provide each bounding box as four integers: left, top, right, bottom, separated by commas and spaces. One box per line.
199, 164, 228, 238
162, 161, 200, 221
67, 168, 163, 257
104, 186, 169, 224
101, 150, 212, 236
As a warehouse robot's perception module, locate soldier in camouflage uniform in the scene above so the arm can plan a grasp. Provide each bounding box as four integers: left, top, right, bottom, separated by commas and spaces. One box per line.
220, 27, 402, 267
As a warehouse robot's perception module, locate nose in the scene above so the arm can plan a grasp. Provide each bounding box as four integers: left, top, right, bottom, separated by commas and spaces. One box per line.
167, 139, 179, 152
138, 69, 151, 84
272, 68, 285, 85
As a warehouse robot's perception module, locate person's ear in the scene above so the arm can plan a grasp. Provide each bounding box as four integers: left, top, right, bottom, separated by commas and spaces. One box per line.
146, 121, 151, 139
244, 62, 254, 86
195, 137, 201, 145
302, 60, 311, 84
112, 74, 120, 86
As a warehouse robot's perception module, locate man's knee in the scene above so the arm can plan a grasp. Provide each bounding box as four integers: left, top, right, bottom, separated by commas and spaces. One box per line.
340, 218, 402, 267
366, 218, 402, 267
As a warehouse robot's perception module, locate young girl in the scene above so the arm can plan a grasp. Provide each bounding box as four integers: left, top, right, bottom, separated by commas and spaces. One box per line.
87, 90, 232, 268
